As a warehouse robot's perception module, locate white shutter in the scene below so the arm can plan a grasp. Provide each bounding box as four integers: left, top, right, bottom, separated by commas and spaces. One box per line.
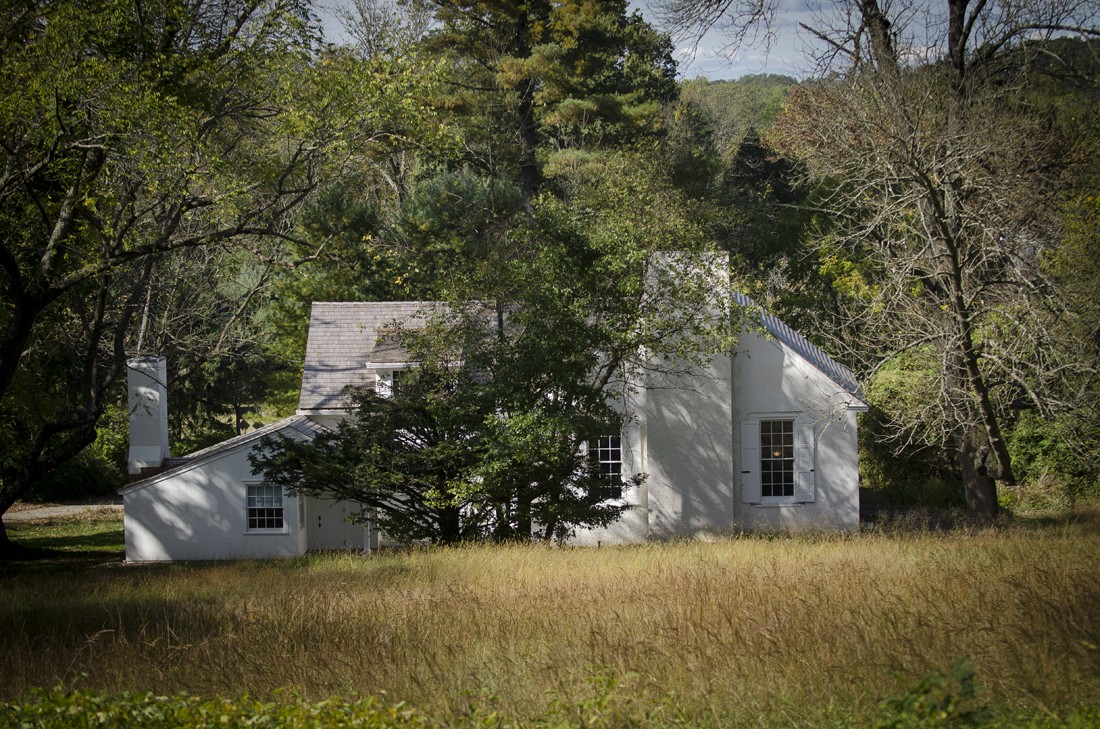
740, 420, 760, 503
795, 419, 816, 502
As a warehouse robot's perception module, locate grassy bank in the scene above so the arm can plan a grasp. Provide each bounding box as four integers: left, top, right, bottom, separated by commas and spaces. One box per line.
2, 510, 1098, 726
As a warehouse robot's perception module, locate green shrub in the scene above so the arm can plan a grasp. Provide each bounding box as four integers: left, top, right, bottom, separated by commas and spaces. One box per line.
877, 659, 990, 728
1004, 411, 1100, 511
0, 690, 444, 729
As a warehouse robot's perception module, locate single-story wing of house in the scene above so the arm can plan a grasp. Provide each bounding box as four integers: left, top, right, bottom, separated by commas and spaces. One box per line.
121, 290, 868, 561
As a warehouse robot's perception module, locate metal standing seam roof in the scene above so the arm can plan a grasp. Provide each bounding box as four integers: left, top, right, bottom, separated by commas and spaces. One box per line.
119, 414, 330, 493
733, 292, 866, 402
297, 301, 441, 412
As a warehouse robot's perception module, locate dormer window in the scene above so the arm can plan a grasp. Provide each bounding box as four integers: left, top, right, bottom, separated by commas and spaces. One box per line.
376, 369, 402, 398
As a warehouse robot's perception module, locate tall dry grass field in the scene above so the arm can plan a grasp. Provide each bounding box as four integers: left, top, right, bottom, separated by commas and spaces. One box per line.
2, 513, 1098, 725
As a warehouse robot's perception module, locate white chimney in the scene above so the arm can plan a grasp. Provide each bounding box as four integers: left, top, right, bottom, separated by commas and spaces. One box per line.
127, 356, 170, 478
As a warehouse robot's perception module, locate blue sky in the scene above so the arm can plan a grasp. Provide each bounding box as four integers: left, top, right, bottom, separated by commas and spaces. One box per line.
317, 0, 823, 80
647, 0, 822, 80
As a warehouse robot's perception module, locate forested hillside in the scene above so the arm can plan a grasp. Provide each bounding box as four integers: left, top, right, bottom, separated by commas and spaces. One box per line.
2, 0, 1097, 550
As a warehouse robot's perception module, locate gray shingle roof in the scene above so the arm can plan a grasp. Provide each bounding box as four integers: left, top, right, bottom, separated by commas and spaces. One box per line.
298, 302, 440, 411
298, 297, 865, 410
733, 292, 866, 402
119, 415, 329, 493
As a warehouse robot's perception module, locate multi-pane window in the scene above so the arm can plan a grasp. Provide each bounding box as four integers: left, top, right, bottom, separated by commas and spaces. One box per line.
760, 419, 794, 497
246, 483, 284, 530
592, 435, 623, 499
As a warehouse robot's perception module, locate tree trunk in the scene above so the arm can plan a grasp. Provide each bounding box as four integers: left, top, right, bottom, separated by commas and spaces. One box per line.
955, 428, 999, 518
0, 511, 13, 556
515, 493, 532, 540
516, 78, 541, 204
0, 520, 14, 557
0, 298, 47, 410
0, 471, 31, 558
511, 9, 541, 205
438, 504, 462, 545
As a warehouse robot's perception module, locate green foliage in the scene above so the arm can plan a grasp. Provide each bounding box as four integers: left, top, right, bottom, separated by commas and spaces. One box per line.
715, 129, 811, 291
24, 405, 128, 503
663, 98, 725, 199
1031, 190, 1100, 503
878, 660, 990, 728
866, 349, 941, 434
394, 169, 525, 294
0, 690, 442, 729
423, 0, 679, 199
678, 74, 798, 159
858, 349, 968, 509
1001, 412, 1099, 511
857, 414, 964, 511
534, 3, 679, 150
4, 686, 1100, 729
0, 0, 453, 524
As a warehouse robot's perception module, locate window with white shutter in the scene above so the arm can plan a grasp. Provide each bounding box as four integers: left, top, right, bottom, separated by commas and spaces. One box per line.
741, 416, 815, 504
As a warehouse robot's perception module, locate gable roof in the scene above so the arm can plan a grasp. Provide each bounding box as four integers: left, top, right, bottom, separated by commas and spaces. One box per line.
119, 415, 328, 494
734, 292, 866, 403
298, 302, 441, 412
299, 297, 867, 411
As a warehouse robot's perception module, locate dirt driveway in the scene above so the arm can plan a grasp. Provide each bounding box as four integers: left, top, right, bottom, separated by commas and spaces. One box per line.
2, 502, 123, 523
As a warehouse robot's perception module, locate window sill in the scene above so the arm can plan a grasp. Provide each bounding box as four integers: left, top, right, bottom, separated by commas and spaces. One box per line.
243, 529, 290, 536
750, 500, 809, 508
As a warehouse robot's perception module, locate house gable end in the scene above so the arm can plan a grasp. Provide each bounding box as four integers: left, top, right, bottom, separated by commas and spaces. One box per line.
118, 415, 326, 495
734, 292, 867, 409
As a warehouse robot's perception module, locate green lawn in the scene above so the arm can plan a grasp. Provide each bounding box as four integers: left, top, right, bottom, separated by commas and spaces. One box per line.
1, 509, 124, 576
2, 508, 1099, 727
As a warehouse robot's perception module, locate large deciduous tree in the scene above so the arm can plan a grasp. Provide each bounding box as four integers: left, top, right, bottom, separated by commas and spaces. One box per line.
0, 0, 436, 552
656, 0, 1100, 515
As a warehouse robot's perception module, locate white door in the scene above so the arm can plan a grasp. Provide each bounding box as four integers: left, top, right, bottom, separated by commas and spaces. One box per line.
307, 497, 363, 550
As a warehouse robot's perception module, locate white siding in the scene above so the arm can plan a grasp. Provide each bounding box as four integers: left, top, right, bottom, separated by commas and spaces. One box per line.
123, 433, 309, 561
644, 351, 736, 539
731, 330, 861, 531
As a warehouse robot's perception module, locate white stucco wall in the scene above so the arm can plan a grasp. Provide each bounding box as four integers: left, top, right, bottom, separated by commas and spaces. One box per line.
644, 352, 736, 539
731, 330, 862, 531
123, 437, 308, 562
571, 328, 863, 544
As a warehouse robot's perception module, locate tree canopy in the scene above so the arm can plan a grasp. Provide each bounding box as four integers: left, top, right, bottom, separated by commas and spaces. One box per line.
656, 0, 1100, 515
0, 0, 441, 551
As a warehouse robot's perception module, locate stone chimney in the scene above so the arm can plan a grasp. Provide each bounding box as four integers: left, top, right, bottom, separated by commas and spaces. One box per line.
127, 356, 170, 480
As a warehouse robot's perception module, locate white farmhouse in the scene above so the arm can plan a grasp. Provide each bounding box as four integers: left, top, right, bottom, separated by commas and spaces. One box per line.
121, 293, 867, 561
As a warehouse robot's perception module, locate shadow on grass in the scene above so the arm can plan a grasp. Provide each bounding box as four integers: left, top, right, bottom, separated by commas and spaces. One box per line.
1, 520, 125, 575
1015, 504, 1100, 532
861, 502, 1100, 536
15, 526, 124, 551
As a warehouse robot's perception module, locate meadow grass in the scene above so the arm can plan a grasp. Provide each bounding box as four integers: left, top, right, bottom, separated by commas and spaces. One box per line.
2, 509, 1098, 726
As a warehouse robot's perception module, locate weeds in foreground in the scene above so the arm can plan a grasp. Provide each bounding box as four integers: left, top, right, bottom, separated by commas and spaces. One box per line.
1, 512, 1098, 726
